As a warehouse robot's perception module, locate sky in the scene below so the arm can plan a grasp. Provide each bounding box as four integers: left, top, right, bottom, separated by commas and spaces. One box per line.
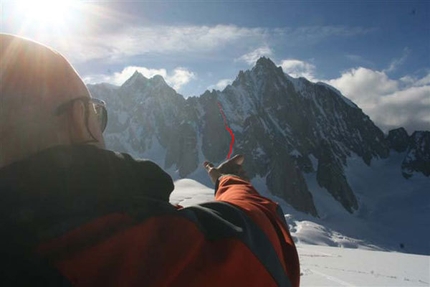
1, 0, 429, 133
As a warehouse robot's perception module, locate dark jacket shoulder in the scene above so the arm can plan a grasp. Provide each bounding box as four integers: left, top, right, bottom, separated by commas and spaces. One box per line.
0, 144, 174, 202
0, 145, 175, 244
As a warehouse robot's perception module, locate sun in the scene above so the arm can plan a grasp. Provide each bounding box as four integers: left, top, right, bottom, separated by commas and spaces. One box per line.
15, 0, 79, 27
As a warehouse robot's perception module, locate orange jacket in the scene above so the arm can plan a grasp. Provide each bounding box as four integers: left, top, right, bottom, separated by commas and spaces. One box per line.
216, 176, 300, 287
34, 175, 299, 287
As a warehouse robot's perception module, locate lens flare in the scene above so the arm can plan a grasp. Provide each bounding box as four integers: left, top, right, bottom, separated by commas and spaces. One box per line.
14, 0, 80, 29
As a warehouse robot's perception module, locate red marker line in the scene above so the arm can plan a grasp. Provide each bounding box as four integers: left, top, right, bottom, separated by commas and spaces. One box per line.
217, 101, 235, 159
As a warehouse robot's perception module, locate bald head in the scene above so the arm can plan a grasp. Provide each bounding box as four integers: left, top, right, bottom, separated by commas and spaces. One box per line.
0, 34, 100, 167
1, 34, 89, 106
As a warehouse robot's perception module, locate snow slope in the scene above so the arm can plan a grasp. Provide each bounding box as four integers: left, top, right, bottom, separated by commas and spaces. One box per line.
170, 178, 430, 286
299, 245, 429, 286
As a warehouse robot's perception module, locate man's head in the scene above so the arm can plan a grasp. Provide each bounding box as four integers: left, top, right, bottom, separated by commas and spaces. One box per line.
0, 34, 106, 168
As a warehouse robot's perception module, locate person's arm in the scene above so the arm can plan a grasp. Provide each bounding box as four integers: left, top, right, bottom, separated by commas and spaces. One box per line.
204, 156, 300, 287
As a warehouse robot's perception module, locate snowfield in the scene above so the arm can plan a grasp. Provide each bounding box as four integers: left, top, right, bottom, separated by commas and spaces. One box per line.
170, 178, 430, 286
298, 245, 429, 286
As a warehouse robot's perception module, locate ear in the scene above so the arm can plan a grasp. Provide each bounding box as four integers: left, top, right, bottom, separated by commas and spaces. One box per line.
230, 154, 244, 165
69, 100, 88, 142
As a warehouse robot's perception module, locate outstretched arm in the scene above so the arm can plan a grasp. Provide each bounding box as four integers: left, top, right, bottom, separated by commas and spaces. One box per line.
204, 155, 300, 287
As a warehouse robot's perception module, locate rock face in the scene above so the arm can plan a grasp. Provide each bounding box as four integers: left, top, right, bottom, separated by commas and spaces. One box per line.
401, 131, 430, 178
316, 140, 358, 213
88, 57, 403, 216
385, 128, 430, 179
266, 153, 318, 216
386, 128, 409, 153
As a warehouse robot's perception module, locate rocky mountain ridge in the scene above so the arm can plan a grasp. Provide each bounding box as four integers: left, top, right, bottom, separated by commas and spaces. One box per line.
88, 57, 429, 217
387, 128, 430, 178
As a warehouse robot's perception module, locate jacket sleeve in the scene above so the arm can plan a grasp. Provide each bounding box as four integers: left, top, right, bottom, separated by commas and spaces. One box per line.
214, 175, 300, 287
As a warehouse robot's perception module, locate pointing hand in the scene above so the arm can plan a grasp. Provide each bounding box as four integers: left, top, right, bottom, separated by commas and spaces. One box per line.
203, 154, 249, 185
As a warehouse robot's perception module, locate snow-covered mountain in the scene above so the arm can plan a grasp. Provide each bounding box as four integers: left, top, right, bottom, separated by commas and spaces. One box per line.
88, 57, 429, 253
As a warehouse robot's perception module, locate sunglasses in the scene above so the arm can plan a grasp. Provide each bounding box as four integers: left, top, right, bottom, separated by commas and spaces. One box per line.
55, 97, 108, 132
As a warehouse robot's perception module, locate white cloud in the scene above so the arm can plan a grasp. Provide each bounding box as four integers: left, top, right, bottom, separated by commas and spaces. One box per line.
84, 66, 167, 86
169, 68, 196, 91
53, 24, 374, 63
327, 68, 398, 109
207, 79, 233, 91
384, 48, 410, 73
400, 74, 430, 87
64, 25, 266, 63
372, 86, 430, 132
416, 74, 430, 86
280, 59, 317, 81
296, 26, 374, 38
237, 46, 273, 65
121, 66, 168, 85
326, 68, 430, 133
84, 66, 196, 91
270, 26, 375, 48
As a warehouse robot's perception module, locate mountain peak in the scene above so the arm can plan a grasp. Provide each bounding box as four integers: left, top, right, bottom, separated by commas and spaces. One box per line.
131, 70, 147, 80
255, 57, 277, 70
121, 70, 148, 88
251, 57, 285, 81
151, 74, 167, 85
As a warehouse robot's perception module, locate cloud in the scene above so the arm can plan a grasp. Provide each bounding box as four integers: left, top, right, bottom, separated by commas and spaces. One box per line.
400, 74, 430, 87
327, 68, 398, 109
270, 26, 375, 48
53, 24, 375, 63
279, 56, 429, 133
84, 66, 196, 91
280, 59, 317, 81
237, 46, 273, 65
384, 48, 410, 73
169, 68, 196, 91
84, 66, 167, 86
64, 25, 266, 63
415, 74, 430, 86
326, 68, 430, 133
372, 86, 430, 133
207, 79, 233, 91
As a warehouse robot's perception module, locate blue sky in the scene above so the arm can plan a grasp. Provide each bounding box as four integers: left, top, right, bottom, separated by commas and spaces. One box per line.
1, 0, 429, 133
